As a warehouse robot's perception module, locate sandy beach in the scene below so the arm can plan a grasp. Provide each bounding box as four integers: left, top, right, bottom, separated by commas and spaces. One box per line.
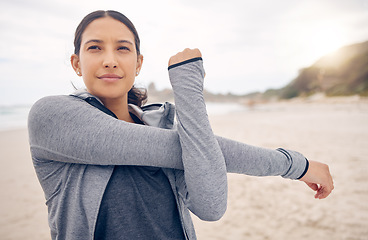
1, 98, 367, 240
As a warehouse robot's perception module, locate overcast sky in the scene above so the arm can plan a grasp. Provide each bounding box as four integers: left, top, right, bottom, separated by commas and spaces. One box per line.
1, 0, 367, 105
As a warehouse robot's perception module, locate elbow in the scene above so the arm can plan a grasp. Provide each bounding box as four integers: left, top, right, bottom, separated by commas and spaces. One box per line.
197, 202, 227, 221
206, 206, 227, 222
189, 176, 228, 221
191, 196, 227, 221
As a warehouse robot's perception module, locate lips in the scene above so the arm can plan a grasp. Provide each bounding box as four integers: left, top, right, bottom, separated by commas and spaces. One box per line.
97, 74, 122, 83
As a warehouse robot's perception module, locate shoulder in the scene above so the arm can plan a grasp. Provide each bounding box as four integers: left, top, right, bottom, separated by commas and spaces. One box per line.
31, 95, 85, 109
28, 94, 103, 138
29, 95, 87, 120
33, 95, 83, 106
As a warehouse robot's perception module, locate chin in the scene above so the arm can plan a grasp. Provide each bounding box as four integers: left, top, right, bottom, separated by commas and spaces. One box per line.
88, 88, 123, 99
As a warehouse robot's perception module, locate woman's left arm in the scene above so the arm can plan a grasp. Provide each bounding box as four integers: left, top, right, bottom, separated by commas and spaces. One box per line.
168, 49, 227, 221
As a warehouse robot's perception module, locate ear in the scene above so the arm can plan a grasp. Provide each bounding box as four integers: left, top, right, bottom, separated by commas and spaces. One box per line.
71, 54, 82, 76
136, 54, 143, 76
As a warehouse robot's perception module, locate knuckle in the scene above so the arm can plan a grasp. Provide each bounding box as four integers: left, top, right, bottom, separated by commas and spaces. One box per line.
322, 164, 329, 172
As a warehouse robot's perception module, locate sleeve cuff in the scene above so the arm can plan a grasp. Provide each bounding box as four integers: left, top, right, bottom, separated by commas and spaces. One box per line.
277, 148, 309, 180
297, 158, 309, 180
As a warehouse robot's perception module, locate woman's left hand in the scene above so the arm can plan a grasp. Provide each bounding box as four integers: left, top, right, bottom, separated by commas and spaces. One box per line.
168, 48, 202, 67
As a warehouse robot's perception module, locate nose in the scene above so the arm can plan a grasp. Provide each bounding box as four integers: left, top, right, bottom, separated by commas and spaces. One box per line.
103, 52, 118, 69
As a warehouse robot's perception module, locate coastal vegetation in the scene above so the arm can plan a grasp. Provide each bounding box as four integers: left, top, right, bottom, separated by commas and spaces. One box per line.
267, 40, 368, 99
148, 40, 368, 102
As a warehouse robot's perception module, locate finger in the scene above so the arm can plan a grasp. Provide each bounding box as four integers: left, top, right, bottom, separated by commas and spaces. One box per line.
315, 185, 333, 199
306, 182, 319, 191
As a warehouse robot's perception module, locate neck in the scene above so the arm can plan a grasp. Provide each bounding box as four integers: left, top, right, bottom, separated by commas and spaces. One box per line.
99, 95, 134, 123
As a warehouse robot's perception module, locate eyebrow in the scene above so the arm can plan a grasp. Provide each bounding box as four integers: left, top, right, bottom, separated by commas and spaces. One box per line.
118, 40, 134, 45
84, 39, 134, 45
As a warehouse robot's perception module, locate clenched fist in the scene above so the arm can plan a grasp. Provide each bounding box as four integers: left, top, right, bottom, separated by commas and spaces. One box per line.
168, 48, 202, 67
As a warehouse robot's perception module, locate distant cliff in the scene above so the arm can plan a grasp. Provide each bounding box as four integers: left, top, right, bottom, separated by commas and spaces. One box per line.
147, 40, 368, 103
266, 40, 368, 99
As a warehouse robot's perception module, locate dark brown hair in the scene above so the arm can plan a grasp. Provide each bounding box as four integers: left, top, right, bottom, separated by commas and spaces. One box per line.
74, 10, 147, 106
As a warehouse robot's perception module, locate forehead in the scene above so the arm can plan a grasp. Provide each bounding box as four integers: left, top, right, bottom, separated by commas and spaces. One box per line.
82, 17, 135, 43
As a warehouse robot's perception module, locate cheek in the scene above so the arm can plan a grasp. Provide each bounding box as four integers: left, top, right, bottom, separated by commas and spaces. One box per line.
79, 59, 92, 78
125, 62, 138, 76
80, 58, 99, 84
81, 65, 95, 84
81, 58, 97, 73
125, 74, 136, 89
121, 55, 139, 73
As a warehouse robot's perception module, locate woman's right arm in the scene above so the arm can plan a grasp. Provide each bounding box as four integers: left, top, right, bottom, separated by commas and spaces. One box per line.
28, 95, 185, 169
28, 93, 333, 197
28, 95, 306, 179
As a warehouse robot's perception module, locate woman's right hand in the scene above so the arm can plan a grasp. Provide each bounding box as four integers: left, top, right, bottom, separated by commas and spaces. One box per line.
299, 160, 334, 199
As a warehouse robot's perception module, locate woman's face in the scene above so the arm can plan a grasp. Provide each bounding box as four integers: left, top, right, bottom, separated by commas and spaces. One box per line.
71, 17, 143, 101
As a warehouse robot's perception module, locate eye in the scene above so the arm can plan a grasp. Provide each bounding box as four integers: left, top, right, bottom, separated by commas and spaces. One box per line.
118, 46, 130, 51
87, 45, 101, 51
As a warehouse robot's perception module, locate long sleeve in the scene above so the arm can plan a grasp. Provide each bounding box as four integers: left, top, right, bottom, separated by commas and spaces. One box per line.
217, 136, 307, 179
168, 58, 227, 220
28, 95, 184, 169
28, 64, 307, 181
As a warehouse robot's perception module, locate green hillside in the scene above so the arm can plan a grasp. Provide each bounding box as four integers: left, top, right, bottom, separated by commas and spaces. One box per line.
272, 40, 368, 99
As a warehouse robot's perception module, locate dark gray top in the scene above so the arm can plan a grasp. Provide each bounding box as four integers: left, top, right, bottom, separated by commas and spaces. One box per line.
94, 166, 185, 240
93, 114, 184, 240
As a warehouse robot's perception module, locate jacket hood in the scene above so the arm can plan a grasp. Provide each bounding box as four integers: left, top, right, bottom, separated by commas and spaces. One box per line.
71, 89, 175, 129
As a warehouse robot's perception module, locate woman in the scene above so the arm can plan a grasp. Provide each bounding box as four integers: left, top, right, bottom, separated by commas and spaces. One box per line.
28, 10, 334, 240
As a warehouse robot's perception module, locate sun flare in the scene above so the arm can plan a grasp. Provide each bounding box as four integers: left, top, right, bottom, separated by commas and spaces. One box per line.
298, 23, 347, 64
309, 28, 345, 57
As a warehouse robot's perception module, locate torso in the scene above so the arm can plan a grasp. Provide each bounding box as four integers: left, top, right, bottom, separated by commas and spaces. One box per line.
94, 114, 185, 240
94, 165, 185, 240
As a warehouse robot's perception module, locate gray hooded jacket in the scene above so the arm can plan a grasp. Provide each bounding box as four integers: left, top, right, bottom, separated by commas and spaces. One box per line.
28, 59, 308, 239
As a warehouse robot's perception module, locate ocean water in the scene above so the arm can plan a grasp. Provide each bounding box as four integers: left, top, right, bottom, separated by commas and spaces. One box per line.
205, 102, 248, 116
0, 105, 32, 131
0, 102, 247, 131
